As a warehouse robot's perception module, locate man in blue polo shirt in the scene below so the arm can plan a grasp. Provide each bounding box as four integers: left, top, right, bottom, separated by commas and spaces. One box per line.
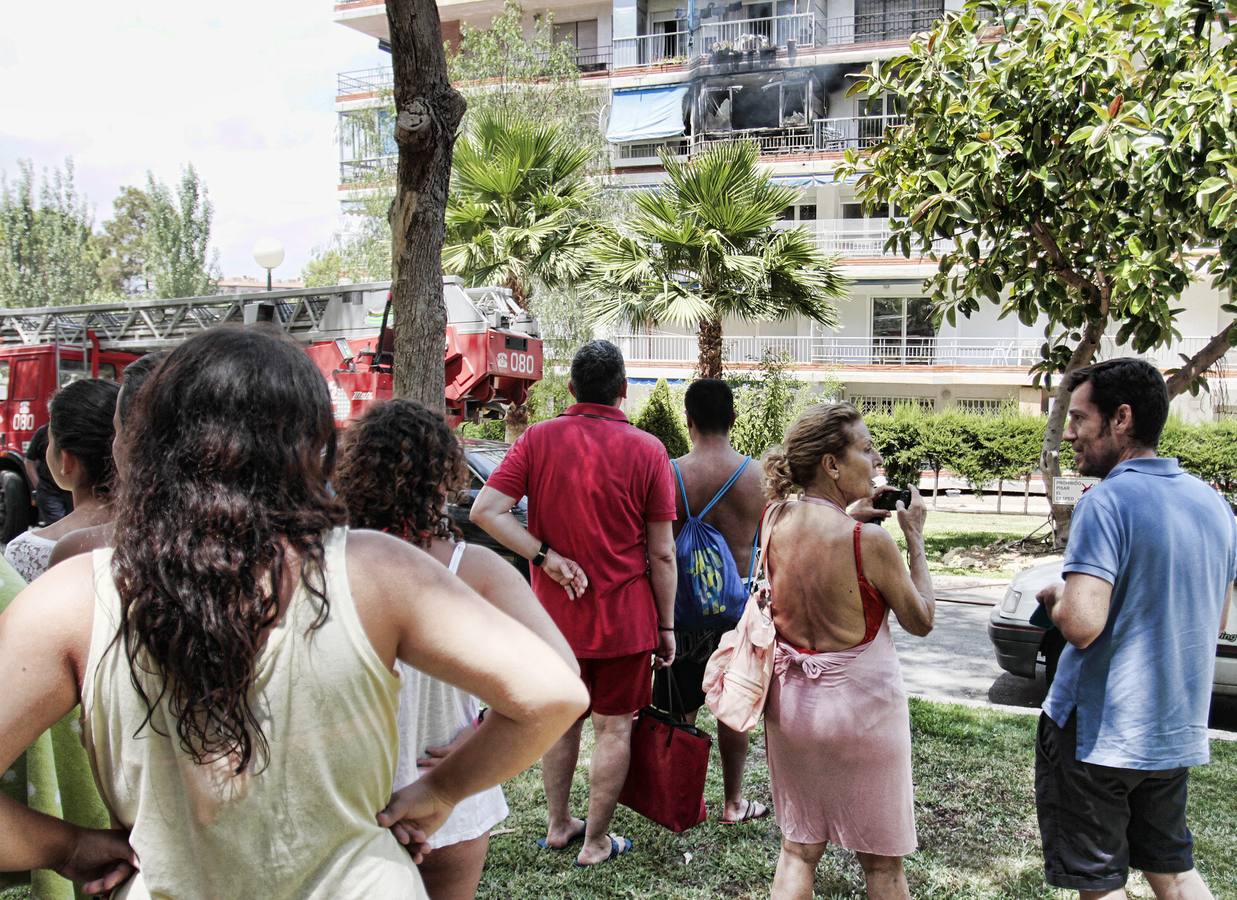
1036, 358, 1237, 898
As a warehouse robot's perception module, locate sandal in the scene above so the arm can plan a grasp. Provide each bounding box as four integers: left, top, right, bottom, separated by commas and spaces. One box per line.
720, 798, 769, 825
535, 818, 587, 851
574, 835, 634, 867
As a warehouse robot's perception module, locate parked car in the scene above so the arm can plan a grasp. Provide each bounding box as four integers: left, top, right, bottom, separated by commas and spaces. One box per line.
988, 560, 1237, 695
452, 438, 530, 580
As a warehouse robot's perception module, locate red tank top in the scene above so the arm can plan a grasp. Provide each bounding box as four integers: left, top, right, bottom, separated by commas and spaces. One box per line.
770, 504, 888, 652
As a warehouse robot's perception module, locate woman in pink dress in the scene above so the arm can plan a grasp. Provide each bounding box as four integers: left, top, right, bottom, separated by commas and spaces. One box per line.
760, 402, 935, 900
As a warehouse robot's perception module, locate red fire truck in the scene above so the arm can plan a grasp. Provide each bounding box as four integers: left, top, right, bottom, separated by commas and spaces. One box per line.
0, 278, 542, 540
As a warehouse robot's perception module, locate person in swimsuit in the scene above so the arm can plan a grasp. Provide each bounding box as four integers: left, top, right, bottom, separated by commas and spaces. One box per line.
760, 402, 934, 900
4, 379, 119, 582
335, 398, 577, 900
0, 327, 588, 897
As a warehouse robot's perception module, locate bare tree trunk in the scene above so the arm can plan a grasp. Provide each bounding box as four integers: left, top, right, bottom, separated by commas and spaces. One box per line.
1042, 314, 1107, 547
1023, 471, 1031, 514
996, 479, 1003, 513
697, 317, 723, 379
932, 467, 940, 508
387, 0, 467, 408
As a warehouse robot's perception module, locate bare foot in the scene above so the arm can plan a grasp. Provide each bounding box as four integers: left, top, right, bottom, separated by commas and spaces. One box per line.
575, 833, 633, 866
536, 817, 586, 850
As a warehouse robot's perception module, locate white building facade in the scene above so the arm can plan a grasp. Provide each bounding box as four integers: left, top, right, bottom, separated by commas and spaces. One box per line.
333, 0, 1237, 419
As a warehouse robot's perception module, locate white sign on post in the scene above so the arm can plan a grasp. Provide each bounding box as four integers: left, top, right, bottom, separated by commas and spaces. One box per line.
1051, 475, 1101, 506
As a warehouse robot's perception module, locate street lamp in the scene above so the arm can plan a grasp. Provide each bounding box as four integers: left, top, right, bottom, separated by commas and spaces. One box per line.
252, 238, 285, 291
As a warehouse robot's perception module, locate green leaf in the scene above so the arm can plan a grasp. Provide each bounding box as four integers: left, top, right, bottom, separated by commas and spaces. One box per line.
926, 170, 948, 192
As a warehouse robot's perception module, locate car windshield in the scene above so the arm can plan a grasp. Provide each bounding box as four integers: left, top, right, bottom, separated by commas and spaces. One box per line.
466, 449, 508, 481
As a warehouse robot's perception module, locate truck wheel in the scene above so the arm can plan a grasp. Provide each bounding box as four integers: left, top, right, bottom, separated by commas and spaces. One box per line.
1041, 630, 1066, 689
0, 470, 32, 543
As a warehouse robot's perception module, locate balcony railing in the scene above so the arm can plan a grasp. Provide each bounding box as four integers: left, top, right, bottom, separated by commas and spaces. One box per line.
339, 156, 397, 184
338, 67, 393, 96
610, 334, 1046, 367
697, 13, 817, 55
787, 218, 951, 257
690, 126, 817, 157
817, 6, 946, 46
613, 140, 689, 164
609, 333, 1237, 370
613, 30, 690, 68
612, 115, 904, 167
816, 114, 905, 151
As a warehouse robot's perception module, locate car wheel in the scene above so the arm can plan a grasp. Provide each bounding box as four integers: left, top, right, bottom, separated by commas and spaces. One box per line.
1041, 629, 1066, 689
0, 470, 31, 543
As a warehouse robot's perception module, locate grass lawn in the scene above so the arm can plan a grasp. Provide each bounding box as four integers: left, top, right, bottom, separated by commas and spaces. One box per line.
477, 700, 1237, 899
882, 512, 1053, 580
4, 701, 1231, 898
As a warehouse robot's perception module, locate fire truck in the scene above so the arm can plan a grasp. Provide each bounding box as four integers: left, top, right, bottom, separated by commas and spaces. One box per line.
0, 278, 543, 540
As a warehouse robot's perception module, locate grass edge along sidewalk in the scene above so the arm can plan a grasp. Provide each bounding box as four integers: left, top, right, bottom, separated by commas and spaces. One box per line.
1, 699, 1232, 898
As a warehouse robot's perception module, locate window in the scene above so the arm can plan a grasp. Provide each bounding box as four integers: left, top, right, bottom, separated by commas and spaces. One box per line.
57, 360, 118, 387
0, 361, 8, 401
778, 204, 817, 222
871, 297, 936, 364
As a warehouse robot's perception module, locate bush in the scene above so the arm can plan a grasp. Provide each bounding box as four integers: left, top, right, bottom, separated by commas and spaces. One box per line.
729, 351, 838, 460
633, 379, 690, 458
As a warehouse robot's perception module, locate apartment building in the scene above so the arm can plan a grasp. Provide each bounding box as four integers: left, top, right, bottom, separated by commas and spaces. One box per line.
333, 0, 1236, 419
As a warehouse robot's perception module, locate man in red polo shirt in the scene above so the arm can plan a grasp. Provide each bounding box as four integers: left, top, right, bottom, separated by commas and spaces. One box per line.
471, 340, 677, 867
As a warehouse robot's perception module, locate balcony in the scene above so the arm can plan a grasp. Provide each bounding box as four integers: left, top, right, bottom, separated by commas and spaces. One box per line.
609, 334, 1045, 368
816, 6, 946, 47
609, 333, 1237, 371
338, 67, 393, 97
697, 13, 817, 57
785, 218, 951, 258
612, 114, 903, 167
613, 30, 691, 68
340, 156, 397, 185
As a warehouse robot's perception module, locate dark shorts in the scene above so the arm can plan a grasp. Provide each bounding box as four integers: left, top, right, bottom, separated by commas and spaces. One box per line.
1035, 713, 1194, 891
652, 627, 729, 715
577, 651, 652, 717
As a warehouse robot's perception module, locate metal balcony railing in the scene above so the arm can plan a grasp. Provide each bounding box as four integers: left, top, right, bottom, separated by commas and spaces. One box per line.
815, 114, 905, 151
817, 6, 946, 46
337, 67, 393, 96
613, 30, 691, 68
782, 218, 952, 257
609, 334, 1047, 367
339, 156, 397, 184
613, 141, 689, 164
690, 126, 817, 157
697, 12, 817, 55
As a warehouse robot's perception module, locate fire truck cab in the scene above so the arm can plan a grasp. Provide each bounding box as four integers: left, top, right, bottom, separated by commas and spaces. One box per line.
0, 278, 542, 542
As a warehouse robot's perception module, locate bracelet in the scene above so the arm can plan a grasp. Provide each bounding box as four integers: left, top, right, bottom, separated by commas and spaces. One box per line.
658, 625, 675, 632
530, 541, 549, 568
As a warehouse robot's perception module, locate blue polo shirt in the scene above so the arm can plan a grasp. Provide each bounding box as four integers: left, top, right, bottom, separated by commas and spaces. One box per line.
1044, 457, 1237, 769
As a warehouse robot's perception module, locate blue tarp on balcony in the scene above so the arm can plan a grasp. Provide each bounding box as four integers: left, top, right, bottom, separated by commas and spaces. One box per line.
606, 86, 690, 143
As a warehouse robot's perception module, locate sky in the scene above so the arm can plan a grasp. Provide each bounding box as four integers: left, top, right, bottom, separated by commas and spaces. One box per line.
0, 0, 389, 282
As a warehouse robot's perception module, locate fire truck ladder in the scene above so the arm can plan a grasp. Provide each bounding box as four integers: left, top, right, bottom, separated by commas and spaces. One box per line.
0, 283, 393, 352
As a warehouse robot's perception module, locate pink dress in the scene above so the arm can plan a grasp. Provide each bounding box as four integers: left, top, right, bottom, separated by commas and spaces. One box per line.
764, 521, 917, 855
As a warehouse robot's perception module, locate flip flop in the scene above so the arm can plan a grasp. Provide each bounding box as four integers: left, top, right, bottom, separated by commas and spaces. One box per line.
574, 835, 634, 867
535, 819, 587, 851
720, 798, 769, 825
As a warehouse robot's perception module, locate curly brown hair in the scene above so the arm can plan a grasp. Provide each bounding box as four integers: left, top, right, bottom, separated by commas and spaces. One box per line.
335, 399, 468, 547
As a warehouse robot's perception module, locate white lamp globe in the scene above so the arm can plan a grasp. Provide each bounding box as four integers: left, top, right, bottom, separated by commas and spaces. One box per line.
252, 238, 285, 271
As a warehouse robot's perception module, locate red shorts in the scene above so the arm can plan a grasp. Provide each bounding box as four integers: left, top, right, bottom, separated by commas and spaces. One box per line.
577, 651, 652, 717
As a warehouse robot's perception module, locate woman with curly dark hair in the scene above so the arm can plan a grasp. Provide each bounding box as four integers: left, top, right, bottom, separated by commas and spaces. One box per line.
336, 399, 575, 900
4, 378, 119, 581
0, 327, 587, 897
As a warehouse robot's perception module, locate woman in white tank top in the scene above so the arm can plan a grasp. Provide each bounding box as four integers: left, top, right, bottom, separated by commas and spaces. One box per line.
0, 328, 588, 897
336, 399, 576, 900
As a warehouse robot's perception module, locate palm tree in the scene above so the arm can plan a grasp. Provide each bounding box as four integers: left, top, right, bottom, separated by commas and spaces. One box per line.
443, 110, 595, 309
589, 141, 847, 378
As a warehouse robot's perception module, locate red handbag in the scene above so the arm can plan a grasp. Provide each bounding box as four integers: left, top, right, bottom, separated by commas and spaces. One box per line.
617, 677, 712, 833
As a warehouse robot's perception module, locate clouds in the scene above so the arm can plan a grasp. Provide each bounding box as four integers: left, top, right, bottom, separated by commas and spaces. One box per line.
0, 0, 388, 282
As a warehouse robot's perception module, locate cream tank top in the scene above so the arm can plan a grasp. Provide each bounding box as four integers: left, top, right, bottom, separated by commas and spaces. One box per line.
81, 527, 426, 899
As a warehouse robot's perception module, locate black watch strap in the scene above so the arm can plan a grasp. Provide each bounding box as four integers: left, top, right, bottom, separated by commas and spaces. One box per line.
531, 541, 549, 568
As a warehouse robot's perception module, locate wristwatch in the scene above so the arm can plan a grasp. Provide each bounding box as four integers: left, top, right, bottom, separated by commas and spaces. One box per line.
531, 541, 550, 568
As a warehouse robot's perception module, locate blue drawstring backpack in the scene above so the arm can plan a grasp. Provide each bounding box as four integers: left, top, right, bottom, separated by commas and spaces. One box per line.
672, 457, 754, 630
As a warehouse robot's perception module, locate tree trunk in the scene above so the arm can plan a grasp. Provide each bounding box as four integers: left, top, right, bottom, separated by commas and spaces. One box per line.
1023, 471, 1031, 514
1041, 314, 1107, 547
387, 0, 467, 408
697, 317, 723, 379
932, 467, 940, 508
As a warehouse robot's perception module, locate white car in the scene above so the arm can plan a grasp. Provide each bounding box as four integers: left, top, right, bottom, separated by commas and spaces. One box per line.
988, 560, 1237, 696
